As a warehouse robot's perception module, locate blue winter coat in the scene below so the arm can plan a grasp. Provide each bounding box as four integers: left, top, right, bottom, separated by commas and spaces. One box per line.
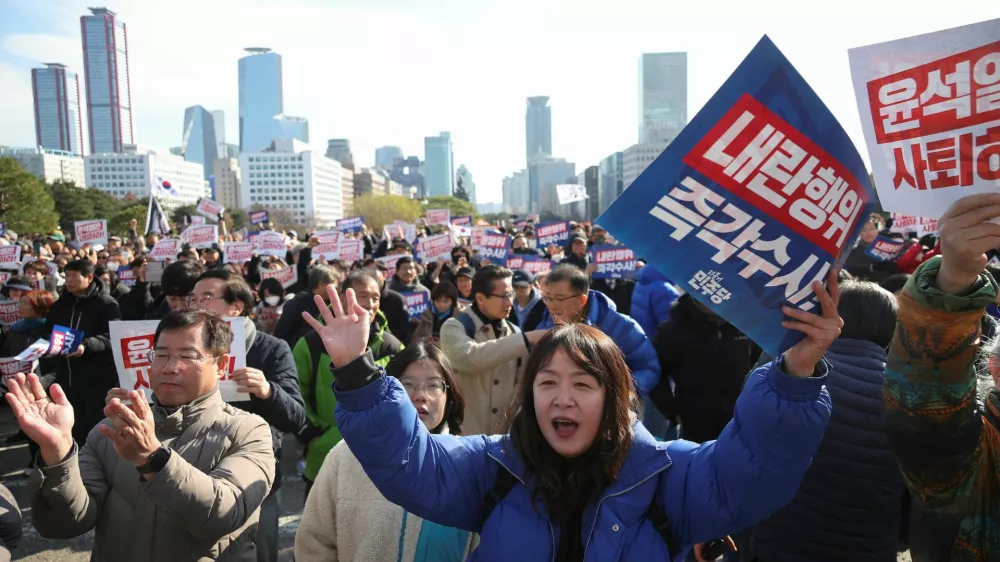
538, 290, 661, 395
333, 352, 832, 562
750, 339, 903, 562
631, 266, 680, 339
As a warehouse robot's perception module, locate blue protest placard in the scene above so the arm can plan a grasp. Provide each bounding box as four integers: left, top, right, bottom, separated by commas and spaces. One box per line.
451, 215, 472, 227
865, 235, 906, 262
402, 291, 429, 322
476, 232, 511, 263
596, 36, 875, 357
588, 245, 639, 279
249, 210, 269, 225
336, 216, 365, 234
48, 325, 87, 356
506, 255, 555, 275
535, 221, 570, 247
116, 265, 136, 287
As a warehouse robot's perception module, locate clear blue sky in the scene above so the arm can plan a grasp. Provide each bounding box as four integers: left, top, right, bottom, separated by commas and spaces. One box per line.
1, 0, 995, 203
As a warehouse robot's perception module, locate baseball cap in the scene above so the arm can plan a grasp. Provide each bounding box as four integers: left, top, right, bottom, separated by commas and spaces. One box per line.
457, 266, 475, 279
512, 270, 534, 287
571, 233, 588, 243
47, 232, 66, 242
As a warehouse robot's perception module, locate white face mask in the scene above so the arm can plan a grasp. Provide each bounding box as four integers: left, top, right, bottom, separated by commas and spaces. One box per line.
264, 296, 281, 307
106, 262, 120, 272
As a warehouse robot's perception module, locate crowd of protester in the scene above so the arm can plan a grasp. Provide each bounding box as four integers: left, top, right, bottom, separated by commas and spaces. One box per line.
0, 194, 998, 561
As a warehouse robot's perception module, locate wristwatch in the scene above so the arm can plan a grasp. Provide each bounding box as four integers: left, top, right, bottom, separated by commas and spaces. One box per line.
137, 447, 171, 474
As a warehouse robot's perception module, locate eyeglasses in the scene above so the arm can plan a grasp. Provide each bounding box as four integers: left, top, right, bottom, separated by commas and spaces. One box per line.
187, 294, 225, 305
399, 378, 447, 398
489, 292, 515, 302
543, 293, 583, 304
146, 350, 216, 366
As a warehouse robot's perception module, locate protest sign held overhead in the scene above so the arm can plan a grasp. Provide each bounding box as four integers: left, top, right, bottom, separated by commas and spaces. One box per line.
506, 255, 554, 274
336, 216, 365, 233
426, 209, 451, 226
255, 231, 288, 257
110, 319, 248, 402
180, 224, 218, 249
376, 255, 400, 279
249, 210, 269, 225
150, 238, 180, 261
848, 18, 1000, 219
116, 266, 136, 287
588, 246, 639, 279
0, 246, 18, 269
262, 265, 298, 289
196, 198, 225, 221
865, 235, 907, 262
189, 215, 206, 225
556, 184, 589, 205
337, 239, 363, 263
536, 221, 570, 247
224, 242, 255, 264
74, 220, 108, 246
450, 215, 472, 227
890, 213, 940, 236
475, 232, 511, 262
598, 36, 875, 357
417, 234, 453, 262
313, 241, 340, 261
0, 300, 19, 327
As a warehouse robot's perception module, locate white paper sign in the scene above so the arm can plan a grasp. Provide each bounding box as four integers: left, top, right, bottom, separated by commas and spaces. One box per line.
150, 238, 181, 261
417, 234, 453, 262
337, 239, 363, 263
848, 18, 1000, 218
196, 198, 225, 221
261, 266, 298, 289
0, 300, 19, 326
75, 220, 108, 245
180, 225, 218, 249
313, 242, 340, 261
224, 242, 255, 264
255, 231, 288, 258
189, 216, 206, 226
426, 209, 451, 226
0, 246, 21, 269
556, 184, 589, 205
109, 319, 248, 402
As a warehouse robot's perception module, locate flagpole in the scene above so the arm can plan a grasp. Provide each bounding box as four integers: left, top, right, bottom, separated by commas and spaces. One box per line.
145, 194, 155, 235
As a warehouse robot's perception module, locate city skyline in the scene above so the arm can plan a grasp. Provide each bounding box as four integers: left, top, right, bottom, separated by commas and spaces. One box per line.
0, 0, 993, 204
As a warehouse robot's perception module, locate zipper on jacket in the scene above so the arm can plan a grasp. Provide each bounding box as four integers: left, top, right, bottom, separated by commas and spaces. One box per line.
487, 453, 557, 562
581, 465, 672, 561
67, 300, 78, 388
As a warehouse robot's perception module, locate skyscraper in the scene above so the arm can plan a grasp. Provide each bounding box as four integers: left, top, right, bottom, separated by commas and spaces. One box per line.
326, 139, 353, 168
239, 48, 283, 152
211, 110, 226, 155
80, 7, 134, 153
181, 106, 219, 180
31, 63, 84, 156
456, 164, 476, 204
639, 52, 687, 144
424, 132, 454, 197
375, 146, 403, 170
525, 96, 552, 163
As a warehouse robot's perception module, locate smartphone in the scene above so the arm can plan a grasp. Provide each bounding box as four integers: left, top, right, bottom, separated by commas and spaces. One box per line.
146, 261, 167, 284
33, 240, 42, 256
701, 539, 733, 560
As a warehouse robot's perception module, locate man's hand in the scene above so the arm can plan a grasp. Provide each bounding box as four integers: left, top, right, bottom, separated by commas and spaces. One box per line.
129, 218, 138, 228
105, 388, 130, 406
781, 268, 843, 378
5, 373, 75, 465
66, 345, 85, 358
937, 193, 1000, 295
97, 391, 162, 468
231, 367, 272, 400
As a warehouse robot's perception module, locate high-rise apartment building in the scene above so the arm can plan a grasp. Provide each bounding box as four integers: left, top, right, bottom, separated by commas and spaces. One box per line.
423, 132, 454, 197
80, 7, 134, 153
326, 139, 353, 168
502, 169, 529, 216
375, 146, 403, 170
598, 152, 623, 216
526, 96, 552, 163
85, 146, 208, 206
31, 63, 84, 156
239, 139, 342, 226
0, 147, 86, 186
213, 157, 241, 209
182, 106, 219, 180
639, 52, 687, 144
456, 164, 476, 204
580, 166, 600, 221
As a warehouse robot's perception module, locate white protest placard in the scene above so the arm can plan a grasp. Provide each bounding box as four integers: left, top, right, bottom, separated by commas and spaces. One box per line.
150, 238, 180, 261
255, 231, 288, 258
0, 271, 10, 286
426, 209, 451, 226
313, 242, 340, 261
261, 265, 298, 289
0, 300, 19, 326
556, 184, 589, 205
74, 220, 108, 246
337, 239, 363, 263
389, 222, 418, 242
376, 255, 400, 279
890, 213, 940, 236
224, 242, 255, 264
0, 358, 37, 384
180, 225, 218, 249
196, 198, 225, 221
848, 18, 1000, 219
0, 246, 21, 269
417, 233, 453, 262
109, 319, 248, 402
315, 231, 341, 245
189, 216, 206, 226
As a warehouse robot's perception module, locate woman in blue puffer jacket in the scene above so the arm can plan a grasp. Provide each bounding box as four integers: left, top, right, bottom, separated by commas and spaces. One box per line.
301, 272, 840, 561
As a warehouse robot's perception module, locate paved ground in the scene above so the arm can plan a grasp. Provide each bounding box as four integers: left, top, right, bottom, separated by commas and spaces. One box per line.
0, 403, 914, 561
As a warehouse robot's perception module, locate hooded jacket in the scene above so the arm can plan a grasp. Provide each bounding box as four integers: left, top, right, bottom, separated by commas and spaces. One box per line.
44, 277, 121, 391
507, 288, 546, 332
329, 351, 831, 561
538, 290, 660, 396
630, 266, 681, 339
751, 339, 903, 562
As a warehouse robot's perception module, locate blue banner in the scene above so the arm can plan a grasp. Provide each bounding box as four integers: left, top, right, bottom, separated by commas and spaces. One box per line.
402, 291, 429, 322
588, 245, 639, 279
451, 215, 472, 227
336, 216, 365, 234
249, 210, 269, 225
596, 36, 875, 357
476, 233, 511, 263
865, 235, 906, 262
535, 221, 570, 247
48, 325, 86, 356
116, 265, 137, 287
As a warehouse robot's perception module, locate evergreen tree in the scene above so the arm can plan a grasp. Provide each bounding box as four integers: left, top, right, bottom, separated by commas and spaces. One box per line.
0, 158, 59, 234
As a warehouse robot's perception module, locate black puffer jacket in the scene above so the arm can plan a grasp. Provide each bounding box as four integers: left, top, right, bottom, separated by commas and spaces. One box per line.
43, 278, 121, 391
750, 339, 904, 562
650, 294, 761, 443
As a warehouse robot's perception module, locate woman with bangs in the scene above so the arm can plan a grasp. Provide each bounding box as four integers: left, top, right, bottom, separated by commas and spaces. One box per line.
301, 271, 840, 561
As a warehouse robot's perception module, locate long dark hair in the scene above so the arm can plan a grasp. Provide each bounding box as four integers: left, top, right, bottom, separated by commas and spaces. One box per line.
502, 324, 636, 521
386, 341, 466, 435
